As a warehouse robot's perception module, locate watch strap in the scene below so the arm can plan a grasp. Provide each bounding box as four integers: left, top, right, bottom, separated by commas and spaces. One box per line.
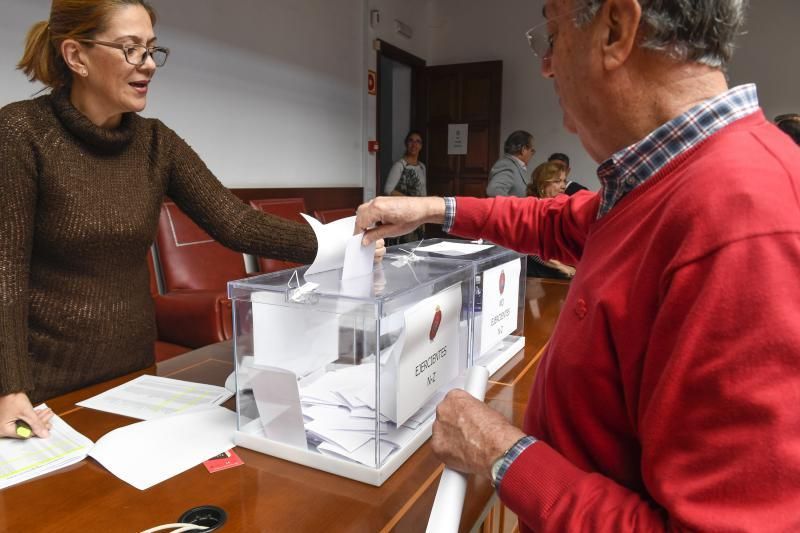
491, 435, 537, 489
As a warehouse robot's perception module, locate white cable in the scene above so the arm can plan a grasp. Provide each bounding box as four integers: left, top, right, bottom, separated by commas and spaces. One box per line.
172, 526, 209, 533
139, 523, 208, 533
425, 365, 490, 533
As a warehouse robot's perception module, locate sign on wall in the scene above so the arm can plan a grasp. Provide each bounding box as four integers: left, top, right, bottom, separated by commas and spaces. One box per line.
447, 124, 468, 155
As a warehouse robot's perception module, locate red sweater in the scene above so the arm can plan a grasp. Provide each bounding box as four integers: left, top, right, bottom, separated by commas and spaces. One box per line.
450, 112, 800, 532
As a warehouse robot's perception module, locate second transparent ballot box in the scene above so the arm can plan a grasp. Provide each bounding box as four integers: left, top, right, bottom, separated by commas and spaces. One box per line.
389, 239, 527, 375
228, 257, 475, 486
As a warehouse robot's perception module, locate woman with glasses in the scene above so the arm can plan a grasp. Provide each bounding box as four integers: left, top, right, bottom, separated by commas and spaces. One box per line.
383, 130, 427, 241
525, 161, 576, 279
0, 0, 386, 438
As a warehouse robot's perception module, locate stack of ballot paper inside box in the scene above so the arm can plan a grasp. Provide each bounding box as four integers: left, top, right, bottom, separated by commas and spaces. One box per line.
228, 241, 476, 486
403, 239, 527, 376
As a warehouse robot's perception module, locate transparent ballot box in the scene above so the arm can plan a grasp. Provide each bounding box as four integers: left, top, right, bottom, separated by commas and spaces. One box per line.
389, 239, 527, 376
228, 257, 475, 486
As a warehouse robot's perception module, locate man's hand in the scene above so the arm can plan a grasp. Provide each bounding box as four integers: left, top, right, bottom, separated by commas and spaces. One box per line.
0, 392, 53, 439
431, 389, 526, 478
356, 196, 447, 245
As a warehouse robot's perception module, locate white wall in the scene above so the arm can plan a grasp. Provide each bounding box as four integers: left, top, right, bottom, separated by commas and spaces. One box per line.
428, 0, 800, 191
1, 0, 366, 189
366, 0, 433, 62
2, 1, 796, 194
727, 0, 800, 120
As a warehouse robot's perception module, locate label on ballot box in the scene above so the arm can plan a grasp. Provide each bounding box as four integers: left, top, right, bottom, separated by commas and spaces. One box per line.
381, 283, 461, 426
477, 259, 521, 356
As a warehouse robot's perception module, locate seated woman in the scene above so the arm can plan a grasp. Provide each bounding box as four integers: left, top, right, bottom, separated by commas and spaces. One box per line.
525, 161, 576, 279
0, 0, 383, 438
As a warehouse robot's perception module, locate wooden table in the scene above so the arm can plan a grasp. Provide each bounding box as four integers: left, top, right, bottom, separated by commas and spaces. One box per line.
0, 279, 568, 533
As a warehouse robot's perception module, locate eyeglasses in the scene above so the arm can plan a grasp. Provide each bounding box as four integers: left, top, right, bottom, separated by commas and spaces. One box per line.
407, 139, 423, 145
524, 4, 591, 60
79, 39, 170, 67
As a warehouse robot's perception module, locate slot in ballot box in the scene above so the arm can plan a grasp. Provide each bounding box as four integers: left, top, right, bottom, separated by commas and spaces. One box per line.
228, 256, 475, 486
388, 239, 527, 376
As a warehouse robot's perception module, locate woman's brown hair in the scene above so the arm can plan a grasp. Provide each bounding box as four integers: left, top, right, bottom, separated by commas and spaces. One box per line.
17, 0, 157, 91
528, 160, 567, 198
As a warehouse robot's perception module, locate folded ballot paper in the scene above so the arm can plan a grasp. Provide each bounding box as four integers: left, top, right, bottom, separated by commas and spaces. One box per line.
301, 214, 375, 280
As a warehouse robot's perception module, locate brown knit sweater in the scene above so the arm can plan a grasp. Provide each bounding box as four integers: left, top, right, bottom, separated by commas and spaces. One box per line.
0, 91, 317, 403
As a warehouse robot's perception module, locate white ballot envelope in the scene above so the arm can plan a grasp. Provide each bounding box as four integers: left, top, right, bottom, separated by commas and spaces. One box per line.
251, 290, 339, 377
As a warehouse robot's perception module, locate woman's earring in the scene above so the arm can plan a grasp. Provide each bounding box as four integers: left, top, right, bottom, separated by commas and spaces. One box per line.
80, 69, 88, 77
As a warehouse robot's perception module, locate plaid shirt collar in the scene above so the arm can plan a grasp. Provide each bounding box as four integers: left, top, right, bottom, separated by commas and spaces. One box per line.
596, 84, 760, 219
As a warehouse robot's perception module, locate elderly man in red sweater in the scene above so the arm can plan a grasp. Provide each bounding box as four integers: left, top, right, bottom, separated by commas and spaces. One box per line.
356, 0, 800, 531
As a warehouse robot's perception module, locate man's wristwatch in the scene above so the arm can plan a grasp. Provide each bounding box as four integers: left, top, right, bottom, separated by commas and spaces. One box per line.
489, 435, 536, 489
489, 453, 507, 488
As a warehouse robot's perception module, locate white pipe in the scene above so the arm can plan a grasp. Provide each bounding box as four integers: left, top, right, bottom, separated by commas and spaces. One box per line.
425, 365, 490, 533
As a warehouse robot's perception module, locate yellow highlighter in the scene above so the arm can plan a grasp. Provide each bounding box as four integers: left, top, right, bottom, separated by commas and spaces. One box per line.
15, 420, 33, 439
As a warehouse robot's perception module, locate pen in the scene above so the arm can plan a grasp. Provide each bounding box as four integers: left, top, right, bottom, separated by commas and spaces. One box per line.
15, 420, 32, 439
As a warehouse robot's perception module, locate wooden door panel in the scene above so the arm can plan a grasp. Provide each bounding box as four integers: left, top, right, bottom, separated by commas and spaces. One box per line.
462, 75, 492, 121
428, 74, 458, 121
417, 61, 502, 198
427, 177, 455, 197
460, 178, 490, 198
464, 123, 491, 173
427, 124, 457, 175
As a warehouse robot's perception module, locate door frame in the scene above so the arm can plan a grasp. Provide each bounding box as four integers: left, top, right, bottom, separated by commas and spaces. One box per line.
375, 40, 426, 197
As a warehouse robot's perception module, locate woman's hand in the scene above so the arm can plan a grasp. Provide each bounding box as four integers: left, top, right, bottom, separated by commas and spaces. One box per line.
374, 238, 386, 263
0, 392, 53, 439
547, 259, 576, 279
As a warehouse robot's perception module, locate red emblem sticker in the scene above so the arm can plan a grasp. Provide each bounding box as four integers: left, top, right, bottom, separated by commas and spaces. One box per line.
499, 270, 506, 295
429, 305, 442, 341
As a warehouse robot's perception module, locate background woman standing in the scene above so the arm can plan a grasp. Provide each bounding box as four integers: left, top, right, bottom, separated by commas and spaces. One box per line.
384, 130, 426, 241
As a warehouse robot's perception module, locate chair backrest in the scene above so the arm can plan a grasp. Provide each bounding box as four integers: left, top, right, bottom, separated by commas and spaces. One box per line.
314, 207, 355, 223
155, 202, 248, 291
249, 198, 308, 273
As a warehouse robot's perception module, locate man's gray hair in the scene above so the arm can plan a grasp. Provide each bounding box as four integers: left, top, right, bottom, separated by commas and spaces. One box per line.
575, 0, 749, 68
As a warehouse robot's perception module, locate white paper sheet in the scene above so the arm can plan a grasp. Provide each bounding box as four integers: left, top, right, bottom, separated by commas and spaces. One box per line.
89, 405, 236, 490
0, 405, 93, 490
251, 290, 339, 377
342, 233, 375, 280
389, 283, 462, 426
414, 242, 494, 256
317, 438, 395, 468
251, 367, 307, 450
76, 375, 232, 420
478, 258, 521, 355
303, 214, 358, 276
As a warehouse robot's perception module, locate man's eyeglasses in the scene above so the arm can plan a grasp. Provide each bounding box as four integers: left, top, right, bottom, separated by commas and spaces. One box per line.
79, 39, 170, 67
524, 4, 592, 60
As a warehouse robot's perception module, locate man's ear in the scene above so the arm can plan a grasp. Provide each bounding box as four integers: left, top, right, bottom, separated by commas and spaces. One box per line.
597, 0, 642, 71
61, 39, 88, 76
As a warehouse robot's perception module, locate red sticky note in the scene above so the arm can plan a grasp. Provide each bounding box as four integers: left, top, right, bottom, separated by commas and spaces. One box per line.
203, 449, 244, 473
